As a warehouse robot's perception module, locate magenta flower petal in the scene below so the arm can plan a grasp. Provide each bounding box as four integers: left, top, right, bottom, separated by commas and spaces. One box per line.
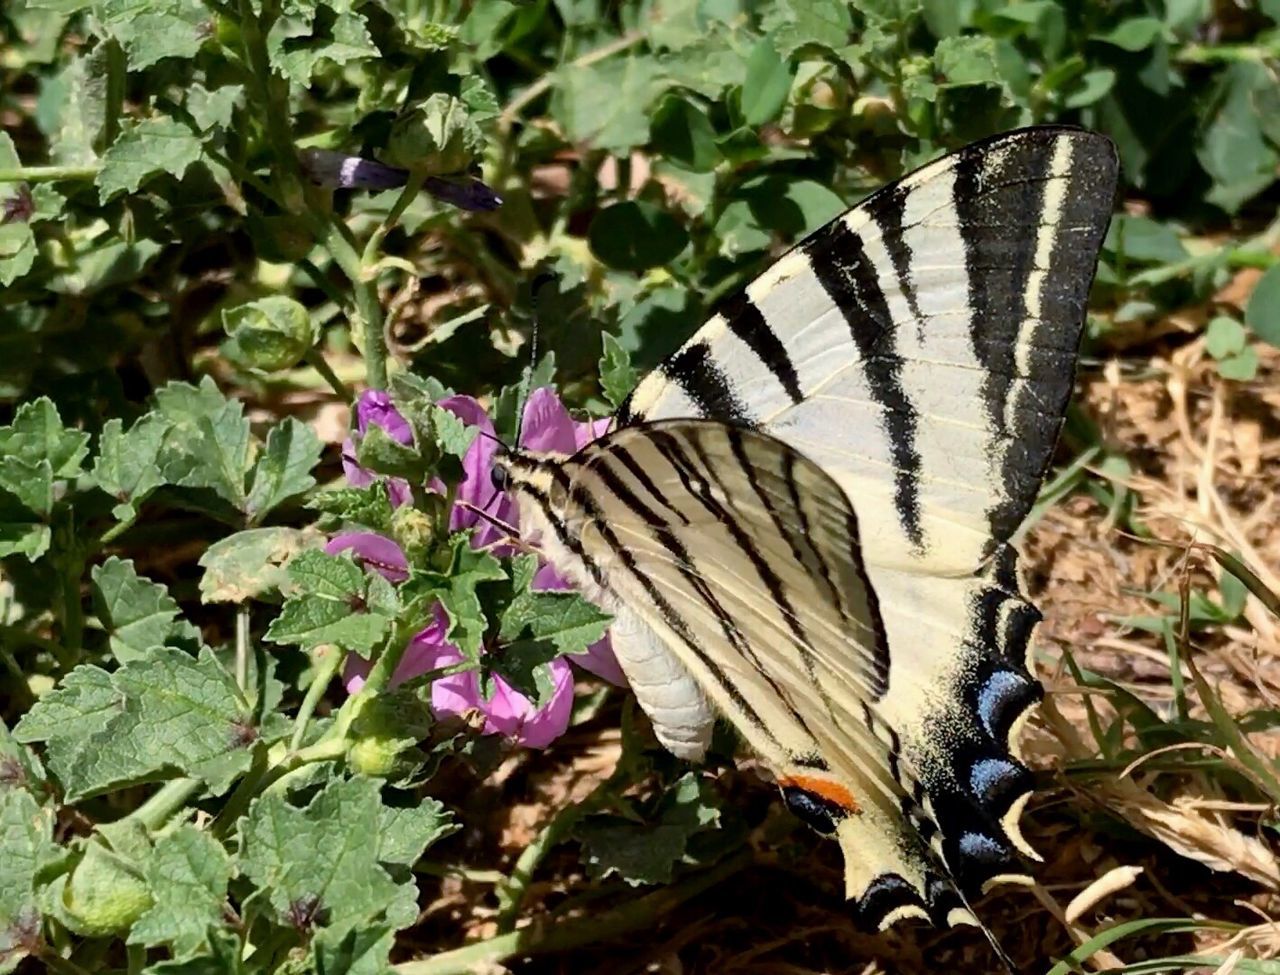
575, 416, 612, 450
355, 390, 413, 445
325, 532, 409, 583
519, 387, 578, 455
438, 394, 516, 548
344, 605, 454, 693
480, 657, 575, 748
531, 563, 627, 687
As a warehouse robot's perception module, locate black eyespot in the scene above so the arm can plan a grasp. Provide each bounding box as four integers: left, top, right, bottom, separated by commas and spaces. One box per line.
491, 464, 510, 493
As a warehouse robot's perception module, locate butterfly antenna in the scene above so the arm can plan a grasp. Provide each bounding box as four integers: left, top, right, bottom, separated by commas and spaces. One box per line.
515, 271, 553, 447
456, 500, 520, 539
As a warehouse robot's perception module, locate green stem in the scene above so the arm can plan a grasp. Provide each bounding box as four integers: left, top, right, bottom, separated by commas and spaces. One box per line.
289, 645, 345, 752
414, 863, 506, 884
394, 851, 752, 975
235, 605, 251, 691
36, 951, 94, 975
126, 943, 145, 975
236, 0, 303, 208
303, 349, 352, 401
363, 175, 425, 265
210, 745, 270, 839
101, 39, 126, 149
298, 258, 351, 311
0, 165, 100, 184
311, 215, 388, 390
0, 643, 34, 710
127, 778, 203, 831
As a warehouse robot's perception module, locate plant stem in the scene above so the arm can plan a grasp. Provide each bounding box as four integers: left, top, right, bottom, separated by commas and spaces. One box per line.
37, 950, 94, 975
0, 165, 100, 184
393, 851, 752, 975
303, 349, 351, 401
127, 778, 203, 831
499, 32, 645, 130
289, 645, 344, 752
235, 605, 251, 691
101, 39, 126, 149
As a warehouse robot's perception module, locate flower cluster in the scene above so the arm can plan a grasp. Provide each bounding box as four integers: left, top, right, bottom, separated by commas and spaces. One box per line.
337, 388, 622, 748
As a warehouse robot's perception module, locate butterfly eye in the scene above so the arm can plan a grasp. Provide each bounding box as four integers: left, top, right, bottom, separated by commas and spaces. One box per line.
490, 464, 511, 493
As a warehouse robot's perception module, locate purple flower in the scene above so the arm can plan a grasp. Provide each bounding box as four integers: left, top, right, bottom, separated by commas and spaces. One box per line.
335, 387, 625, 748
342, 390, 414, 508
423, 176, 503, 212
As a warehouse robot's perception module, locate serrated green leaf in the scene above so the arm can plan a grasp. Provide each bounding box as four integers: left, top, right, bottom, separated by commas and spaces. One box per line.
128, 826, 232, 959
97, 117, 202, 203
599, 332, 637, 409
0, 458, 53, 519
238, 777, 416, 935
551, 56, 665, 154
0, 397, 89, 477
140, 928, 242, 975
186, 84, 242, 133
100, 0, 210, 69
573, 773, 720, 885
0, 222, 35, 288
307, 484, 395, 534
355, 424, 426, 482
740, 39, 791, 125
13, 649, 258, 802
933, 34, 1001, 87
264, 550, 396, 652
1198, 62, 1279, 214
245, 418, 321, 524
402, 536, 504, 655
92, 557, 202, 665
155, 380, 252, 511
266, 0, 378, 87
1245, 264, 1280, 348
376, 799, 458, 867
0, 491, 51, 561
90, 415, 171, 522
198, 527, 322, 604
760, 0, 853, 56
387, 93, 484, 175
499, 555, 611, 656
311, 925, 395, 975
0, 789, 54, 973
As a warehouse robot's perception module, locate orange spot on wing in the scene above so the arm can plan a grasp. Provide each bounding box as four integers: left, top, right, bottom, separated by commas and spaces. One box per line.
778, 775, 861, 814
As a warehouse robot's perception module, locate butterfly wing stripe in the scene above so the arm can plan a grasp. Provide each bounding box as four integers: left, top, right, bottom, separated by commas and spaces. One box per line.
862, 184, 930, 340
801, 219, 925, 552
717, 292, 805, 404
656, 340, 752, 425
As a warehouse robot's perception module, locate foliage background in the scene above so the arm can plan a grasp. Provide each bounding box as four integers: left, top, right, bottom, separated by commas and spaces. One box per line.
3, 0, 1280, 972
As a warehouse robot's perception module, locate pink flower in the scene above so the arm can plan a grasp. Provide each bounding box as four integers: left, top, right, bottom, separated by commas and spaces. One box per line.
342, 390, 414, 508
334, 387, 625, 748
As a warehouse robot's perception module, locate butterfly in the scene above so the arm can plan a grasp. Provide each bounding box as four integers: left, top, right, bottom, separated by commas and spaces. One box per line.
493, 126, 1118, 940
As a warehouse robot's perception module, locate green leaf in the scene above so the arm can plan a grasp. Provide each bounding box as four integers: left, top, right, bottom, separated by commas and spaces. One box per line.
0, 222, 35, 288
933, 34, 1002, 87
198, 527, 321, 604
599, 332, 638, 409
387, 93, 484, 176
589, 201, 688, 272
649, 96, 721, 173
186, 84, 243, 133
1245, 264, 1280, 348
155, 379, 253, 512
376, 799, 458, 867
0, 494, 51, 561
100, 0, 210, 69
245, 418, 321, 525
1198, 63, 1280, 214
264, 550, 396, 653
307, 484, 395, 535
1216, 347, 1258, 382
311, 925, 395, 975
573, 773, 720, 885
1063, 68, 1115, 109
401, 536, 504, 655
266, 0, 378, 86
1103, 215, 1188, 265
97, 116, 203, 203
551, 56, 665, 153
90, 415, 171, 522
499, 556, 611, 657
92, 557, 202, 664
128, 826, 232, 959
0, 789, 54, 973
41, 49, 106, 166
740, 39, 792, 126
1095, 16, 1165, 51
141, 927, 245, 974
13, 649, 258, 802
0, 458, 53, 519
1205, 316, 1247, 359
237, 777, 417, 935
0, 397, 89, 478
760, 0, 854, 56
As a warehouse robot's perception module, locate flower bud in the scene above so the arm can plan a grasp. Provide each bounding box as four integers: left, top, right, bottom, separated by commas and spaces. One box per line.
57, 841, 153, 937
222, 295, 319, 371
390, 505, 436, 564
386, 94, 482, 176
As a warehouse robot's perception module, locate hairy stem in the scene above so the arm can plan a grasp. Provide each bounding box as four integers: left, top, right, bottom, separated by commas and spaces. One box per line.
289, 645, 345, 752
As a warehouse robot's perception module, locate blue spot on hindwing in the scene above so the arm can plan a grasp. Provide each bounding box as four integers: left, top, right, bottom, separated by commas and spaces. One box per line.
977, 668, 1028, 739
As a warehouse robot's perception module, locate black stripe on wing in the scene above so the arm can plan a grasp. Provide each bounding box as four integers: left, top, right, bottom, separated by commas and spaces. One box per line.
717, 292, 805, 405
953, 128, 1118, 546
802, 219, 924, 553
657, 340, 752, 425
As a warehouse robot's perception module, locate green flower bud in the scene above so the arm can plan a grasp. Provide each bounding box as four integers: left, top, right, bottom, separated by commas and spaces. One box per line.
222, 296, 319, 372
347, 689, 432, 778
386, 94, 483, 176
390, 505, 437, 564
58, 841, 153, 937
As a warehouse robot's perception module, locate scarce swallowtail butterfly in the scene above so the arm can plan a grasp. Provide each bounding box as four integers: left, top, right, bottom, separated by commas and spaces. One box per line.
493, 127, 1118, 938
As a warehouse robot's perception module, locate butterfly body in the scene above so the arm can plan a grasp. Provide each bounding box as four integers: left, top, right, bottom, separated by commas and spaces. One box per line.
495, 126, 1118, 934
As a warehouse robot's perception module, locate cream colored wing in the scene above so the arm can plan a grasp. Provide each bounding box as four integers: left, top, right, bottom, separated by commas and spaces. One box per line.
501, 420, 1039, 930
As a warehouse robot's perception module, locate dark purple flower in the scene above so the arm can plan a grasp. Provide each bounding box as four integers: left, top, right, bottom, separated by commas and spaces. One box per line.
342, 390, 413, 508
299, 148, 409, 191
424, 176, 503, 212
